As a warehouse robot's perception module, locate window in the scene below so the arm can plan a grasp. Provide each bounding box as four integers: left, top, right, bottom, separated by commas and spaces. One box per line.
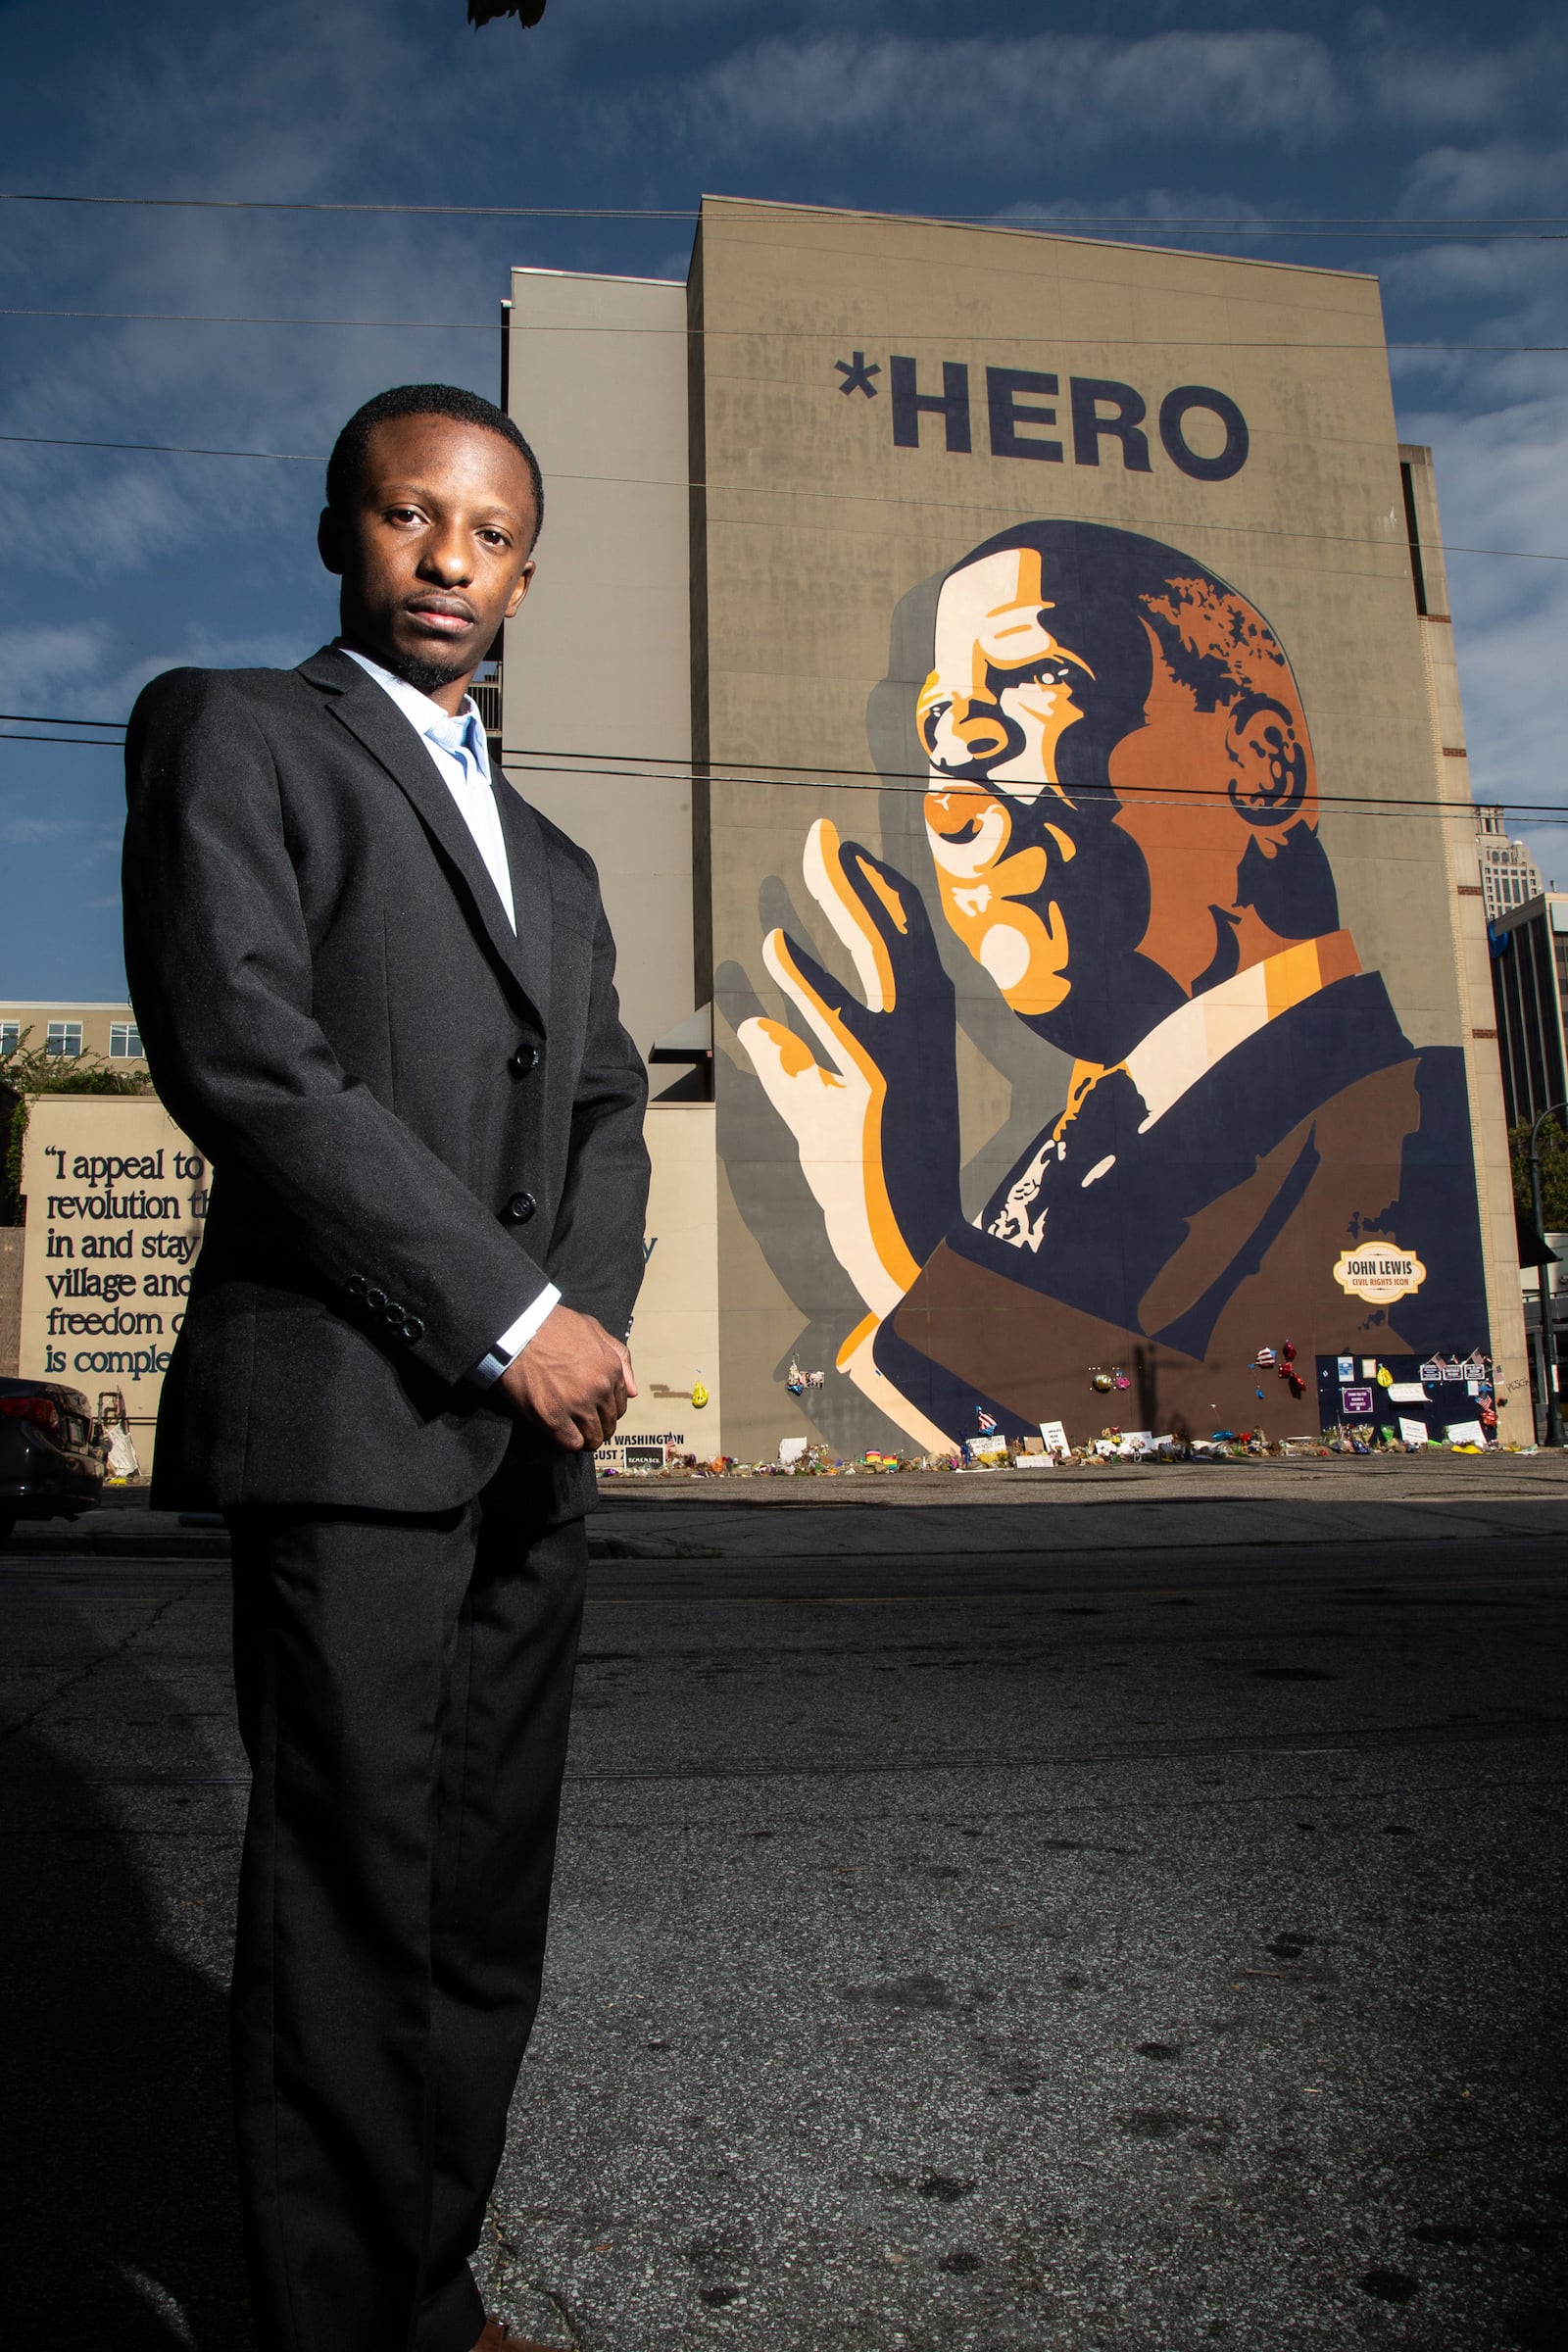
0, 1022, 18, 1058
109, 1021, 142, 1059
45, 1021, 82, 1057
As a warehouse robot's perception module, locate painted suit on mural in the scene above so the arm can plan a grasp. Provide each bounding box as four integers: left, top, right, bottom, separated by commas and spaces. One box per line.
739, 520, 1488, 1447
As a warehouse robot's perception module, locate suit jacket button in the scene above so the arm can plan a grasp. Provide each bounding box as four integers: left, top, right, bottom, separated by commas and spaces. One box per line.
510, 1042, 540, 1076
366, 1285, 388, 1311
345, 1274, 368, 1298
401, 1316, 424, 1344
503, 1191, 537, 1225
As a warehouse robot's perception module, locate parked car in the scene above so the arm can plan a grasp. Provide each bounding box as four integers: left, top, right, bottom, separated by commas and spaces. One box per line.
0, 1376, 108, 1538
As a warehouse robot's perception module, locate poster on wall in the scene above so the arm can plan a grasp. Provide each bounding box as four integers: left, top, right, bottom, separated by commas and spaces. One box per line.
19, 1096, 206, 1468
727, 520, 1489, 1450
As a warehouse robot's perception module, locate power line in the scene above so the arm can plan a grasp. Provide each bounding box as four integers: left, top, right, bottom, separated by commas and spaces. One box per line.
0, 191, 698, 220
0, 431, 320, 463
0, 306, 1563, 356
0, 189, 1565, 238
0, 711, 124, 728
0, 730, 130, 748
0, 716, 1550, 824
0, 429, 1561, 569
492, 754, 1555, 820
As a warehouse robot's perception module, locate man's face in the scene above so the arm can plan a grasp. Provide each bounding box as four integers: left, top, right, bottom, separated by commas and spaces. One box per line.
320, 413, 537, 704
919, 548, 1102, 1020
918, 546, 1321, 1052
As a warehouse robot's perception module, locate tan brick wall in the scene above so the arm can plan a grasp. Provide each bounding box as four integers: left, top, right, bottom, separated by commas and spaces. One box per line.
0, 1229, 23, 1377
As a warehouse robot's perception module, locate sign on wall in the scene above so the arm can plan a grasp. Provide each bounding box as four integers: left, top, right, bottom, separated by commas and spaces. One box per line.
20, 1096, 204, 1462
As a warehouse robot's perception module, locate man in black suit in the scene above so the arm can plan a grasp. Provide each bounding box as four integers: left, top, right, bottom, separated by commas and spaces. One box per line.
122, 383, 651, 2352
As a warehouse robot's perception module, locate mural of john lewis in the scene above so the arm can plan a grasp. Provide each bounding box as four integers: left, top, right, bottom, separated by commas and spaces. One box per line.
738, 520, 1488, 1448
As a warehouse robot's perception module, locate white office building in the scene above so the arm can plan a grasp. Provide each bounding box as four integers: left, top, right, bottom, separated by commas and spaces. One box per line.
1476, 805, 1545, 922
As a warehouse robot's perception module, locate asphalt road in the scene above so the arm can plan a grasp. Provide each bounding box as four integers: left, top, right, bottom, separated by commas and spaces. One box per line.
2, 1500, 1565, 2351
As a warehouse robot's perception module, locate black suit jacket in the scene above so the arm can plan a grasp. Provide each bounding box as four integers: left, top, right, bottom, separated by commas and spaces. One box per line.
122, 646, 650, 1516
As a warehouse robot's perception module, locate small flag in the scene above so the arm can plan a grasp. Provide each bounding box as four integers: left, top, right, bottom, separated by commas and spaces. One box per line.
976, 1409, 998, 1435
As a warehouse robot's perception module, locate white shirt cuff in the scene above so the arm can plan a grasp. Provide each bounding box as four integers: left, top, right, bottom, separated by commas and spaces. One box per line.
468, 1284, 562, 1389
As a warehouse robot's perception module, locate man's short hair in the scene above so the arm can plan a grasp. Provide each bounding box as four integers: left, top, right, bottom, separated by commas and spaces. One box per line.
325, 383, 544, 547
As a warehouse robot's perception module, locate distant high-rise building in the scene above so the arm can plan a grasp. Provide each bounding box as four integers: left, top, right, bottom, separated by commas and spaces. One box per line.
1476, 805, 1544, 922
1492, 892, 1568, 1131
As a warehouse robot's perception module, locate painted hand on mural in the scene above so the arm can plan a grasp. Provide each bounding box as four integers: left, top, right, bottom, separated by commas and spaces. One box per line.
737, 818, 959, 1323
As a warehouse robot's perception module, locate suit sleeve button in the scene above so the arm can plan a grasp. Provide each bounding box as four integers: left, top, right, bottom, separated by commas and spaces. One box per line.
401, 1316, 424, 1344
345, 1274, 368, 1298
366, 1285, 388, 1311
503, 1191, 537, 1225
384, 1301, 406, 1325
509, 1042, 540, 1076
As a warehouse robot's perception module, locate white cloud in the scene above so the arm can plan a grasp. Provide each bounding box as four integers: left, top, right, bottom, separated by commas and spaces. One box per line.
658, 28, 1345, 159
0, 617, 318, 736
995, 185, 1273, 235
0, 450, 259, 584
1383, 237, 1568, 310
1399, 138, 1568, 218
1401, 388, 1568, 867
0, 811, 94, 847
637, 20, 1567, 164
0, 622, 118, 709
105, 630, 318, 712
1360, 51, 1516, 133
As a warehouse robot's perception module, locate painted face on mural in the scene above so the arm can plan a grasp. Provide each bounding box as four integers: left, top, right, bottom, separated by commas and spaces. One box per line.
919, 549, 1098, 1019
918, 538, 1326, 1060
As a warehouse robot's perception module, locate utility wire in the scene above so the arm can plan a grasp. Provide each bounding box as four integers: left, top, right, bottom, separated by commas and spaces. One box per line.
0, 190, 1565, 237
0, 717, 1545, 823
0, 431, 321, 463
0, 192, 699, 220
0, 711, 123, 728
491, 755, 1550, 820
0, 730, 132, 747
0, 306, 1562, 355
0, 431, 1559, 569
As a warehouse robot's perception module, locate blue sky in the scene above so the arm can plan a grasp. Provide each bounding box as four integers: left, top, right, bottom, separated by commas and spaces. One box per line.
1, 0, 1565, 997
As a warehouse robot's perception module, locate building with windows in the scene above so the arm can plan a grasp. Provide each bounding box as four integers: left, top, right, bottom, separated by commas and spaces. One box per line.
495, 195, 1526, 1456
0, 1003, 150, 1385
1491, 894, 1568, 1132
1476, 806, 1546, 923
0, 1000, 146, 1068
1489, 890, 1568, 1440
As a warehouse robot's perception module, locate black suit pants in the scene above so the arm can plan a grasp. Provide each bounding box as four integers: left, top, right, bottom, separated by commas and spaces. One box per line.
227, 1484, 587, 2352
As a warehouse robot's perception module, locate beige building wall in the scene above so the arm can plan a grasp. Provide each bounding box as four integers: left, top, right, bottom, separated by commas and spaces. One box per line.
1, 1000, 148, 1070
0, 1229, 22, 1376
1400, 443, 1529, 1417
688, 196, 1517, 1456
596, 1101, 721, 1462
500, 267, 697, 1068
18, 1094, 205, 1468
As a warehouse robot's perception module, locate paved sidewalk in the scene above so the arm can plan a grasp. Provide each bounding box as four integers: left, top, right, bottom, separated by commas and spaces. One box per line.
10, 1450, 1568, 1562
3, 1521, 1565, 2350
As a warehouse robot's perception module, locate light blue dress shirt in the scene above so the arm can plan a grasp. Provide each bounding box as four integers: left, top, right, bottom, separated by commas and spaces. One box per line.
340, 646, 560, 1380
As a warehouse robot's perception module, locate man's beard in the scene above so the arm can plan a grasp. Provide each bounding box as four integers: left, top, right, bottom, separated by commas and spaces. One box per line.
376, 646, 472, 698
